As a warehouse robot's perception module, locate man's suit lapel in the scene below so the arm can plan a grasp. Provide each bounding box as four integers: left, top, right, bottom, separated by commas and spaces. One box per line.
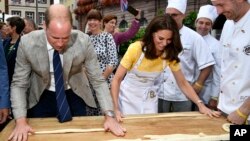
36, 32, 50, 80
63, 39, 74, 81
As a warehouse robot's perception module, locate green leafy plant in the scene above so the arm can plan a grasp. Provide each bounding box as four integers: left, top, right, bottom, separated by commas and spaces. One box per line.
119, 28, 145, 56
157, 9, 165, 16
183, 11, 198, 30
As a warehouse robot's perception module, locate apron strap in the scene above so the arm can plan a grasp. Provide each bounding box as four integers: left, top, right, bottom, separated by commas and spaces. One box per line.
134, 52, 145, 69
134, 48, 167, 71
163, 60, 166, 70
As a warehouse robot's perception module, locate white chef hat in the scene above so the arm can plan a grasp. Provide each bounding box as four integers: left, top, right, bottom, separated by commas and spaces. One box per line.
166, 0, 187, 14
196, 5, 218, 23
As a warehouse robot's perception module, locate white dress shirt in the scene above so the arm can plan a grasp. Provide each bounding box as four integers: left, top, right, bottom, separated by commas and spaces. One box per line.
46, 41, 70, 91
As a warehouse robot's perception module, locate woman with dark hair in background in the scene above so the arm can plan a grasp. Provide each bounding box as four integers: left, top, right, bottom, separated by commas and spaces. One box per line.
0, 22, 9, 40
87, 9, 118, 88
86, 9, 118, 115
3, 16, 25, 85
103, 10, 140, 50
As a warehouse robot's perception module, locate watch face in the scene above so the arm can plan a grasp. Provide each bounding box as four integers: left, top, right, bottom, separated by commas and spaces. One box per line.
105, 111, 115, 118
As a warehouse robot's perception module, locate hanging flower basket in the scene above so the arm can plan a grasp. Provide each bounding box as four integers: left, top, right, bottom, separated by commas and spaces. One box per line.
75, 0, 120, 15
85, 3, 95, 12
114, 0, 120, 4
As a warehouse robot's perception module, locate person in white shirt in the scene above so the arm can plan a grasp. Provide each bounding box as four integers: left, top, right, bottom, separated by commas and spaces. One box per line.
158, 0, 215, 112
195, 5, 222, 110
211, 0, 250, 125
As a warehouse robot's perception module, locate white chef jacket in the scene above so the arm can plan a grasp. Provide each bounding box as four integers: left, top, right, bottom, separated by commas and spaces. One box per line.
218, 10, 250, 120
199, 34, 221, 104
159, 26, 215, 101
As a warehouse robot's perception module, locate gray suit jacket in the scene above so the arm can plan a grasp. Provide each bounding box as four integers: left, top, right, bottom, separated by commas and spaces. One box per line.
10, 30, 113, 119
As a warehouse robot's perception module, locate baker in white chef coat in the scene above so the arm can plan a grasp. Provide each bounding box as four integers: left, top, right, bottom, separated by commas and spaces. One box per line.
195, 5, 222, 110
158, 0, 215, 112
211, 0, 250, 124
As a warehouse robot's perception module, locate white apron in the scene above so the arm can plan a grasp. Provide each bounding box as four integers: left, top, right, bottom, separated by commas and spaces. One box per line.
119, 52, 165, 115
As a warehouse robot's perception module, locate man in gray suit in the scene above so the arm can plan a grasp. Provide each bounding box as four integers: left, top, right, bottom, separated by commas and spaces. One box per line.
8, 4, 126, 141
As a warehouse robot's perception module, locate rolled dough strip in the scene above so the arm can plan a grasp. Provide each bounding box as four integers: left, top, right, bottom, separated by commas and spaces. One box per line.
123, 112, 202, 120
108, 139, 141, 141
222, 123, 232, 132
144, 133, 229, 141
34, 128, 105, 134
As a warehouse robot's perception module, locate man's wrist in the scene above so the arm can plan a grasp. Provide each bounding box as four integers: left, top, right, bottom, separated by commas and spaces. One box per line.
238, 107, 250, 118
16, 117, 28, 124
104, 110, 115, 118
194, 82, 203, 89
236, 109, 247, 120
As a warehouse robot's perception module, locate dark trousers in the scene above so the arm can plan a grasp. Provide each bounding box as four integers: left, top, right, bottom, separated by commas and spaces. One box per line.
27, 89, 86, 118
158, 99, 192, 113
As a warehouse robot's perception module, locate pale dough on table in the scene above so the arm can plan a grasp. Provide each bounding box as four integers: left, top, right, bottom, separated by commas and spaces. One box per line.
108, 133, 229, 141
34, 128, 105, 134
144, 133, 229, 141
222, 123, 232, 132
108, 139, 142, 141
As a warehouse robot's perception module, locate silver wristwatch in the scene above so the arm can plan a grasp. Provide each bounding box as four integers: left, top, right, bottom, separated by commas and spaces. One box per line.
104, 110, 115, 118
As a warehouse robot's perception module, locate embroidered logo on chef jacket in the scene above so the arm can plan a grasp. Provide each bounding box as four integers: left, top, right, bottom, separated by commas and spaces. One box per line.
240, 96, 249, 101
243, 45, 250, 55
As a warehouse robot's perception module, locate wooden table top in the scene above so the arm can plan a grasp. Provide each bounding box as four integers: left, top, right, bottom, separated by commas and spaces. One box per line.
0, 112, 229, 141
